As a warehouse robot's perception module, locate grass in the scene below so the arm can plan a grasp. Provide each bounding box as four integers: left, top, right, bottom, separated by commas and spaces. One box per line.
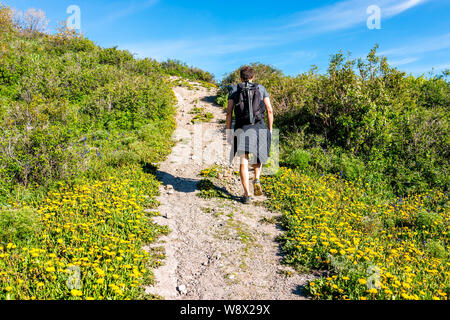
0, 6, 180, 299
171, 78, 194, 90
0, 166, 169, 300
197, 179, 216, 198
197, 179, 230, 199
201, 207, 213, 214
199, 165, 222, 178
192, 113, 214, 123
189, 107, 214, 123
260, 216, 279, 224
262, 168, 449, 300
0, 208, 42, 244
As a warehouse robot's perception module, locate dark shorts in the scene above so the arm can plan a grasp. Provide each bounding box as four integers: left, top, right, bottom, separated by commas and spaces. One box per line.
230, 121, 272, 165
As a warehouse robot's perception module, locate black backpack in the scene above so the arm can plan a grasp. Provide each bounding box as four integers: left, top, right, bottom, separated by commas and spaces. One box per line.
233, 82, 264, 126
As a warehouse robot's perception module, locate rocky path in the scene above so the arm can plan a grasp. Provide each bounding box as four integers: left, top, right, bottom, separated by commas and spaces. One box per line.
144, 80, 314, 300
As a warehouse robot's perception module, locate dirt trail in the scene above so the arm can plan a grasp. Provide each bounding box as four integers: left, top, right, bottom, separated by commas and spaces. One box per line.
144, 80, 314, 300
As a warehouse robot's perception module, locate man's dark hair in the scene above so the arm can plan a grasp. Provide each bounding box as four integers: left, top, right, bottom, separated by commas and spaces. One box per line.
240, 66, 255, 82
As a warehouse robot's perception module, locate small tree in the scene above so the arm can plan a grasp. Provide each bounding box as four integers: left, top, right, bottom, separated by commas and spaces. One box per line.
14, 8, 48, 36
0, 4, 13, 32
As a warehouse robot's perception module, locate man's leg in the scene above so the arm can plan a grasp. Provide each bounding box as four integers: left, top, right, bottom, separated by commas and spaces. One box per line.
252, 163, 262, 181
240, 153, 250, 197
252, 162, 263, 196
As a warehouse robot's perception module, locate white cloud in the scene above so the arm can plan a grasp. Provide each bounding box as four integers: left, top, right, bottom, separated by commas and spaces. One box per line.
379, 33, 450, 56
268, 51, 318, 68
282, 0, 428, 33
98, 0, 159, 25
377, 33, 450, 75
388, 57, 419, 66
126, 0, 428, 62
384, 0, 427, 16
124, 33, 285, 60
405, 63, 450, 75
122, 0, 432, 76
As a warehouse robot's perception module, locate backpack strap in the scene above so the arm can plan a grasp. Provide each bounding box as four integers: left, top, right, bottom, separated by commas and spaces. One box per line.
236, 84, 245, 112
245, 82, 255, 124
251, 83, 264, 123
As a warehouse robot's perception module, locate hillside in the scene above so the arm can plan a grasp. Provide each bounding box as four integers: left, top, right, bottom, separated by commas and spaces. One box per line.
217, 54, 449, 300
0, 6, 213, 299
0, 4, 449, 301
219, 53, 449, 197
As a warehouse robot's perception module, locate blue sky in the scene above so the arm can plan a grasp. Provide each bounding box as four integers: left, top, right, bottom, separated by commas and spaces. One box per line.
5, 0, 450, 79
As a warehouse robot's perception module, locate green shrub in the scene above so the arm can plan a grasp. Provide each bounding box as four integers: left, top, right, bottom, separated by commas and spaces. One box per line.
104, 150, 140, 167
0, 125, 79, 188
82, 74, 175, 129
223, 48, 449, 195
416, 209, 444, 232
332, 152, 365, 181
197, 179, 230, 199
424, 240, 448, 260
285, 149, 311, 171
161, 59, 215, 83
0, 5, 177, 203
0, 5, 183, 300
44, 27, 97, 55
199, 166, 221, 178
98, 47, 134, 66
133, 58, 162, 76
0, 207, 41, 243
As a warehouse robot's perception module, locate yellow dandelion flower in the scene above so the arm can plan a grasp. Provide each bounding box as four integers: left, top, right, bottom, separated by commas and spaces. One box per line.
71, 289, 83, 297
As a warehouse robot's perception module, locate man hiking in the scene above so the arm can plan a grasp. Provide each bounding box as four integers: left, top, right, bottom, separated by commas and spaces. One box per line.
226, 66, 274, 204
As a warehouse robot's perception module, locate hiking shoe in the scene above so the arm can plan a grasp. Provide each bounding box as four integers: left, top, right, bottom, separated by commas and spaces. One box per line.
253, 179, 263, 196
242, 195, 252, 204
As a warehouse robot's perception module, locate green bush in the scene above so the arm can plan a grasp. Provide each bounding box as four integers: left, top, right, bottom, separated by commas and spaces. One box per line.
223, 48, 449, 196
0, 5, 187, 300
44, 28, 97, 55
285, 149, 311, 171
98, 47, 134, 66
0, 125, 79, 188
0, 5, 177, 203
416, 209, 444, 232
0, 207, 41, 243
81, 75, 175, 130
104, 150, 141, 167
161, 59, 215, 83
424, 240, 448, 260
332, 152, 365, 181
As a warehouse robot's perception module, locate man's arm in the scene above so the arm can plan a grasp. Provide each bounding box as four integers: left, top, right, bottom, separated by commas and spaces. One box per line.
264, 97, 274, 133
226, 99, 234, 144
